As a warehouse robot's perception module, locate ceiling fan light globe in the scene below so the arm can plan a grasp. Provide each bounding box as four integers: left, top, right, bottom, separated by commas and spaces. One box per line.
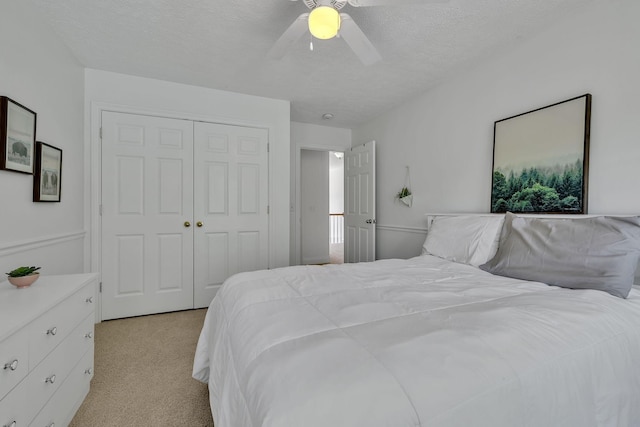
308, 6, 341, 40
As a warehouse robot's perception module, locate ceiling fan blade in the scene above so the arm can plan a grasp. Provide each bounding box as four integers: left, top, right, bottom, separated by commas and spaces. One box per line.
268, 13, 309, 59
348, 0, 449, 6
339, 14, 382, 66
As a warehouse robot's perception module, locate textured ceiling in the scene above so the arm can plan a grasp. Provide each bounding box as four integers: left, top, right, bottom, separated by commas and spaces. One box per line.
29, 0, 595, 128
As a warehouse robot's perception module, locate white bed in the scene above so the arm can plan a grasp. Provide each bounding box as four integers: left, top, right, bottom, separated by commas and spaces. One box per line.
193, 214, 640, 426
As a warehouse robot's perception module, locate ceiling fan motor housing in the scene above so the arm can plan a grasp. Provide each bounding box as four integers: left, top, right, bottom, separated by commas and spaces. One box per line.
303, 0, 347, 10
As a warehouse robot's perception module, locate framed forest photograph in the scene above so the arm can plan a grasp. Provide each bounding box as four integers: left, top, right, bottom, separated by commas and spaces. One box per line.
33, 141, 62, 202
0, 96, 37, 174
490, 94, 591, 214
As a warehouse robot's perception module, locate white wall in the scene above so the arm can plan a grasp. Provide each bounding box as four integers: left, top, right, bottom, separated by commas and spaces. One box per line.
290, 122, 352, 264
0, 1, 85, 277
84, 69, 291, 270
353, 0, 640, 260
300, 150, 330, 264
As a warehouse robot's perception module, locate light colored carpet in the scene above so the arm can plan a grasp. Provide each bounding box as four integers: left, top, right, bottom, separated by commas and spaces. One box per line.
70, 309, 214, 427
330, 242, 344, 264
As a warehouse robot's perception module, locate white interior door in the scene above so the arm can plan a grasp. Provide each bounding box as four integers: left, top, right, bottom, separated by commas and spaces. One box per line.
101, 111, 194, 320
344, 141, 376, 263
192, 122, 269, 308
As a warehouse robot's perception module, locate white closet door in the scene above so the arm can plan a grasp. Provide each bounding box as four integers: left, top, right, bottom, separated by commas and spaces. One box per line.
101, 112, 194, 320
344, 141, 376, 263
193, 122, 269, 308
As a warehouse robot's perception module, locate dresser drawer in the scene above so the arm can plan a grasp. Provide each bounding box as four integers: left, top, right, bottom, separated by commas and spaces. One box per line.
28, 283, 95, 368
0, 329, 28, 401
26, 313, 95, 424
0, 274, 98, 427
0, 373, 27, 427
29, 348, 94, 427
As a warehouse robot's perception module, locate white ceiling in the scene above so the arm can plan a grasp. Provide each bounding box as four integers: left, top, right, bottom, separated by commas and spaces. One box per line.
30, 0, 595, 128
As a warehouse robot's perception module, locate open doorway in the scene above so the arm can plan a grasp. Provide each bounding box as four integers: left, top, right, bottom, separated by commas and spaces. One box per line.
299, 149, 344, 265
329, 151, 344, 264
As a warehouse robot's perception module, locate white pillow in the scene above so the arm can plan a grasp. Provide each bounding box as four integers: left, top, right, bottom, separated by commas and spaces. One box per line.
422, 215, 505, 266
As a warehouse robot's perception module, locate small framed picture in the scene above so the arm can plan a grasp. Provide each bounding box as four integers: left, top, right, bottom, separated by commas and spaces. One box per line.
33, 142, 62, 202
0, 96, 37, 174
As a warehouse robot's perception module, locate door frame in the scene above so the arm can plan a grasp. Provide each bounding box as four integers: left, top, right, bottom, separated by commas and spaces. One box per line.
88, 102, 275, 321
293, 144, 347, 265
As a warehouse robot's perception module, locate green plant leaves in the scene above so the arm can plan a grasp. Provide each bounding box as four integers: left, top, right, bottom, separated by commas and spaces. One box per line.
6, 266, 41, 277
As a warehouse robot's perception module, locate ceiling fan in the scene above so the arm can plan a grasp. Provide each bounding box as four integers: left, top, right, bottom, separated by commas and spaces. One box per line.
268, 0, 450, 66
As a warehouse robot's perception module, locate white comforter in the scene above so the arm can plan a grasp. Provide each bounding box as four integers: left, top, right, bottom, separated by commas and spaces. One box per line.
193, 255, 640, 427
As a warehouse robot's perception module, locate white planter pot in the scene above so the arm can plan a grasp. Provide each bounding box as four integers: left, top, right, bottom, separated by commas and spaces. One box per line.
400, 195, 413, 207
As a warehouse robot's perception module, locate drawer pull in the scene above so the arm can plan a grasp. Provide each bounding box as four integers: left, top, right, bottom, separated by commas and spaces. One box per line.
46, 326, 58, 336
45, 374, 56, 384
3, 421, 17, 427
86, 296, 94, 303
85, 368, 93, 375
3, 359, 18, 371
85, 332, 94, 339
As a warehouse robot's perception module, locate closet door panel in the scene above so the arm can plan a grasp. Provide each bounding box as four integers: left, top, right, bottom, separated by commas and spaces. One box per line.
101, 112, 194, 320
193, 122, 269, 308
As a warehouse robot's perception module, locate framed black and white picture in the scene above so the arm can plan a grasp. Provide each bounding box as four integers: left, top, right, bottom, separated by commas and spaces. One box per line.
0, 96, 37, 174
490, 94, 591, 214
33, 142, 62, 202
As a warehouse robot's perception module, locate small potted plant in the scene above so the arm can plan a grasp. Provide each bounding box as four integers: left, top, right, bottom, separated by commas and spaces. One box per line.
396, 187, 413, 207
6, 266, 41, 288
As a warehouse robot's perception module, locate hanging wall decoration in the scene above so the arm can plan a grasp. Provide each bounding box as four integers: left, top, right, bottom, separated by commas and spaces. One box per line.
0, 96, 37, 174
396, 166, 413, 207
33, 141, 62, 202
490, 94, 591, 214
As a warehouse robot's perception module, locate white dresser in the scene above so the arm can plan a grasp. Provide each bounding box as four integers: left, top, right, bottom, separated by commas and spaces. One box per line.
0, 273, 98, 427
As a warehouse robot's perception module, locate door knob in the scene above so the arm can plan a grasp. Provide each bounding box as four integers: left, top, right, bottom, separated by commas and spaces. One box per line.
4, 359, 18, 371
366, 219, 372, 224
196, 221, 203, 227
184, 221, 191, 228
